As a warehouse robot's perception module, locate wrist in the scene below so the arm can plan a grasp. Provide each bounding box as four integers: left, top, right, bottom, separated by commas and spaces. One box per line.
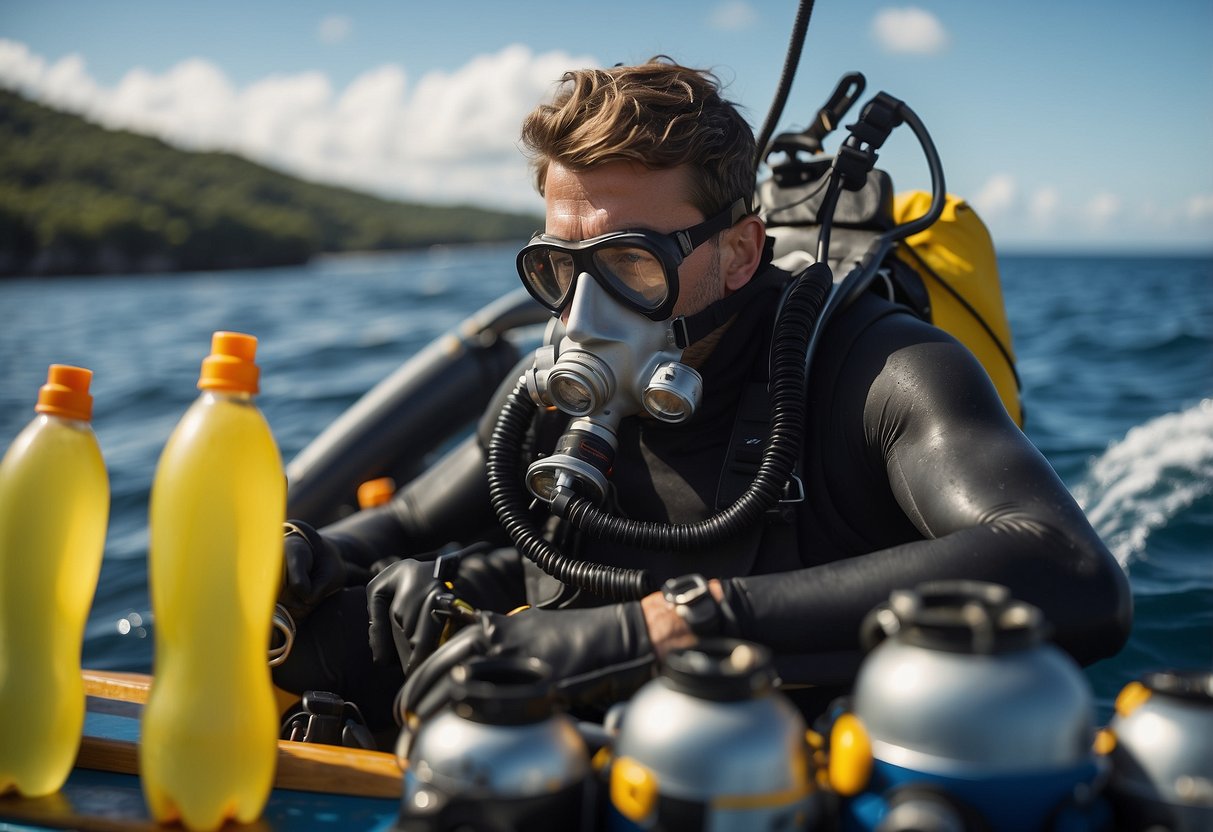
661, 574, 739, 638
640, 592, 696, 660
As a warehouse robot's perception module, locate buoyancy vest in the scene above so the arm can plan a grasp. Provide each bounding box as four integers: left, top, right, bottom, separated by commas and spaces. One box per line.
714, 267, 928, 571
519, 261, 931, 608
761, 162, 1024, 428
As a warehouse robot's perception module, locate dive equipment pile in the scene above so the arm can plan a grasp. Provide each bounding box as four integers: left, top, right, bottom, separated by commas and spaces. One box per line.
3, 585, 1209, 831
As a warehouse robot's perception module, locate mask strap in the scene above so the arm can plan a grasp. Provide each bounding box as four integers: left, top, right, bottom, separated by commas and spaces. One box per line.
672, 236, 777, 349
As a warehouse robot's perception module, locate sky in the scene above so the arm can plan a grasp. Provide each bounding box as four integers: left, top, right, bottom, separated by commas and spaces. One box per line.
1, 0, 1210, 253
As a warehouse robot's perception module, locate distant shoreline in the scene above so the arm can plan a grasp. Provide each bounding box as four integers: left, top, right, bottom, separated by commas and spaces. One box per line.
5, 246, 1210, 282
0, 89, 542, 280
0, 239, 528, 280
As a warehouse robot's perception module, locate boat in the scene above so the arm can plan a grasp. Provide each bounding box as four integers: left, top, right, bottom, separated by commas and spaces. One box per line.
10, 5, 1209, 829
0, 670, 402, 831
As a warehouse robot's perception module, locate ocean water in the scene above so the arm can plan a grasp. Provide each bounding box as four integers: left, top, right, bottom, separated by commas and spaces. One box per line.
1, 248, 1210, 719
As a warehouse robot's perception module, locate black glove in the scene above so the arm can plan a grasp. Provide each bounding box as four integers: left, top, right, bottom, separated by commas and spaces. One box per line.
367, 551, 478, 673
397, 604, 656, 728
279, 520, 348, 623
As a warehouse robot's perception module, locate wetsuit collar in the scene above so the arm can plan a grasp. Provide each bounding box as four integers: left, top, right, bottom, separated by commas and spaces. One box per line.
673, 236, 777, 349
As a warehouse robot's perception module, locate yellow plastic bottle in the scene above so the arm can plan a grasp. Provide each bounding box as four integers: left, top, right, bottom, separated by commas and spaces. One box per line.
0, 365, 110, 797
141, 332, 285, 831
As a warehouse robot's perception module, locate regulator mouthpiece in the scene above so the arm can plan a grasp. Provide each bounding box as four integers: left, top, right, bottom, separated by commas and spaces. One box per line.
525, 417, 618, 505
522, 273, 703, 507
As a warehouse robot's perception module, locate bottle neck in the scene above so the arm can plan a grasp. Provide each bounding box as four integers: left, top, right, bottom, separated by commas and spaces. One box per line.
200, 388, 255, 404
36, 412, 94, 430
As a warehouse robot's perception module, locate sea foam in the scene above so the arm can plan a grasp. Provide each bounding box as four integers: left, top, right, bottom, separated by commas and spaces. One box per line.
1074, 398, 1213, 567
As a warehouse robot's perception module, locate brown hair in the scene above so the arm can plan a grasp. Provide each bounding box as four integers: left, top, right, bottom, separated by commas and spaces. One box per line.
520, 56, 755, 218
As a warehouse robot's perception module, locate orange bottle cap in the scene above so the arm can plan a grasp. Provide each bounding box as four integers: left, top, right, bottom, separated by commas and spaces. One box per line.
198, 331, 260, 393
357, 477, 397, 509
35, 364, 94, 421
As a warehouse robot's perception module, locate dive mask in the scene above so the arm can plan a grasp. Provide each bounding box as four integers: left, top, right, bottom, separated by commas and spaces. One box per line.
516, 198, 748, 321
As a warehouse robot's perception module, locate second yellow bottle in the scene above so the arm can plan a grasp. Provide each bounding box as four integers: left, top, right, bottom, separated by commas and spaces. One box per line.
141, 332, 285, 831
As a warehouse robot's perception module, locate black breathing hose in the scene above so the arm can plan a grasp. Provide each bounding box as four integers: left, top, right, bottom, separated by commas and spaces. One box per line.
487, 262, 834, 601
753, 0, 817, 176
486, 391, 654, 600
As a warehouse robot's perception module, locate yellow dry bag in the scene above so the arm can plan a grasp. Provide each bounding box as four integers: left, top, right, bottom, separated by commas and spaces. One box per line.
891, 191, 1023, 427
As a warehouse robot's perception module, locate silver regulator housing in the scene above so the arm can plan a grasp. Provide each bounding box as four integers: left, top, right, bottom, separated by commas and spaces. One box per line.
524, 273, 702, 505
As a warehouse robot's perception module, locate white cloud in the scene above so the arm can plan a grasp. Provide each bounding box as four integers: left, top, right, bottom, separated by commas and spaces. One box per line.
1084, 192, 1121, 228
1186, 194, 1213, 224
317, 15, 352, 45
872, 7, 950, 55
709, 2, 759, 31
1028, 186, 1060, 225
0, 40, 44, 90
0, 38, 601, 212
973, 173, 1017, 219
106, 60, 238, 146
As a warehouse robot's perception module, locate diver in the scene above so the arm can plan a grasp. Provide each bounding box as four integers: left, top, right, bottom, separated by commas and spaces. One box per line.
271, 57, 1131, 733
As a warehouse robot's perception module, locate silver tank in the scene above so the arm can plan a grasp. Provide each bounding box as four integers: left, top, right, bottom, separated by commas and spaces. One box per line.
397, 657, 590, 831
1106, 670, 1213, 831
607, 639, 820, 831
852, 581, 1097, 774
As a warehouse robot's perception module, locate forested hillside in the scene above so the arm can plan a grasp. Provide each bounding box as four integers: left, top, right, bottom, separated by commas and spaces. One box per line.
0, 90, 541, 276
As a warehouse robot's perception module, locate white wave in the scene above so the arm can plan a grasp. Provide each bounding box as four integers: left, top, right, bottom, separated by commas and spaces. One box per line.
1073, 399, 1213, 567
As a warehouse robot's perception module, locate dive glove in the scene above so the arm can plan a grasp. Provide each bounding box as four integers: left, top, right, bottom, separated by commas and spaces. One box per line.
367, 542, 523, 673
396, 603, 656, 729
279, 520, 349, 623
367, 553, 471, 672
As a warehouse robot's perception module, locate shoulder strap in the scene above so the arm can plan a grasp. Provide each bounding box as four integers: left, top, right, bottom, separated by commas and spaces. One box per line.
714, 272, 914, 519
713, 272, 801, 516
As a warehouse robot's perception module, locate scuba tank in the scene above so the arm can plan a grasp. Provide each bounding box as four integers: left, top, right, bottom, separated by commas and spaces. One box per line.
1103, 670, 1213, 832
396, 657, 591, 832
604, 639, 821, 831
830, 581, 1111, 832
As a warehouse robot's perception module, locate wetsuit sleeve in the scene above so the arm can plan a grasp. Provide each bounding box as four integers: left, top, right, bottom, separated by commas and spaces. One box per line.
316, 432, 500, 568
725, 313, 1132, 681
311, 360, 534, 568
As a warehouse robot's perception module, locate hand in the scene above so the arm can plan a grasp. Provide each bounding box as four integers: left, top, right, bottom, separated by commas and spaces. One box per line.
367, 555, 464, 672
279, 521, 347, 623
639, 578, 730, 659
397, 604, 655, 728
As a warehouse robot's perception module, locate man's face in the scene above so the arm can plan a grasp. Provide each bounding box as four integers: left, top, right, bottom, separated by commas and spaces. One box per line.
542, 160, 724, 322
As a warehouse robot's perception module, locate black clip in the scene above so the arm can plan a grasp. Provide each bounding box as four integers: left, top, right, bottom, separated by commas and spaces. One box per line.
806, 72, 867, 149
767, 72, 867, 160
832, 92, 907, 192
281, 690, 376, 749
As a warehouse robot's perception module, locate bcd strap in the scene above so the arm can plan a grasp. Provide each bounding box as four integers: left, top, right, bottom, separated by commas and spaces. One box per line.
713, 379, 803, 522
713, 270, 805, 521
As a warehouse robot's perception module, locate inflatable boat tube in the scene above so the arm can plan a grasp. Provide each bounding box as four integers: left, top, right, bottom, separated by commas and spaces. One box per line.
285, 288, 548, 527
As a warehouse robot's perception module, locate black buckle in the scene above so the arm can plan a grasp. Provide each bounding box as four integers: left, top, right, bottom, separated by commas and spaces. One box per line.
781, 473, 805, 506
672, 316, 691, 350
281, 691, 375, 749
765, 473, 805, 523
832, 92, 906, 192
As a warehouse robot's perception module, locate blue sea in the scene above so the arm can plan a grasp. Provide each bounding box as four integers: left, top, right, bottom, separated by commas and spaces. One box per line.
1, 248, 1210, 720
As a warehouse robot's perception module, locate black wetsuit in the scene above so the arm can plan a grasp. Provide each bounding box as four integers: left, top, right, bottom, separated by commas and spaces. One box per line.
274, 262, 1132, 723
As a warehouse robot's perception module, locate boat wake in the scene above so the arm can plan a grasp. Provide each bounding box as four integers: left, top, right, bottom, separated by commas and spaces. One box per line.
1073, 398, 1213, 568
